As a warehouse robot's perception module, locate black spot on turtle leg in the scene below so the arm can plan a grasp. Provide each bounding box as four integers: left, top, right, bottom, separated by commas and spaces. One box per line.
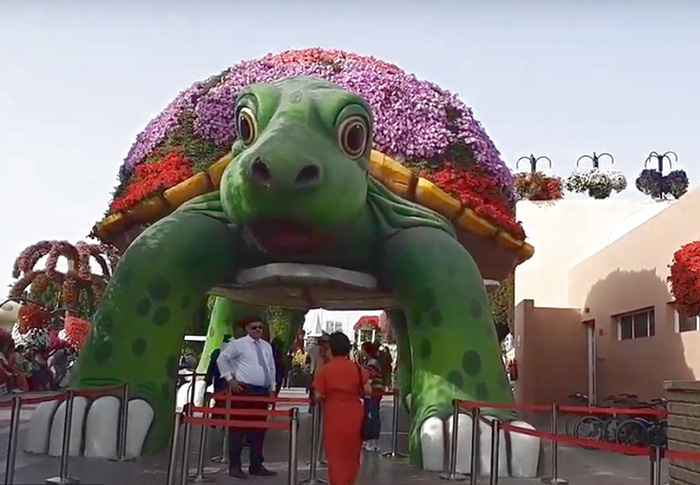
462, 350, 481, 376
132, 338, 146, 356
94, 341, 113, 363
469, 299, 483, 320
476, 382, 489, 400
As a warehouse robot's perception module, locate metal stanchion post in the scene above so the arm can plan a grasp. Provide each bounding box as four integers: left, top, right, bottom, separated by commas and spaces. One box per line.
179, 405, 194, 485
46, 390, 80, 484
489, 419, 501, 485
288, 408, 300, 485
4, 396, 21, 485
541, 404, 568, 484
189, 404, 214, 483
440, 400, 467, 481
383, 391, 407, 459
112, 383, 136, 461
167, 413, 183, 485
211, 397, 230, 464
317, 407, 327, 467
469, 407, 480, 485
649, 446, 662, 485
302, 402, 327, 484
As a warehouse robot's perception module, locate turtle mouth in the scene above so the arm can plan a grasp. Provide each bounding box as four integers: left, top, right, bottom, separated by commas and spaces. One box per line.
247, 218, 336, 255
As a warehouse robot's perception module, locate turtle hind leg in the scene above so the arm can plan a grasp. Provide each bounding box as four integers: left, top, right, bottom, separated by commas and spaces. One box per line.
68, 211, 238, 456
386, 309, 413, 412
380, 226, 532, 472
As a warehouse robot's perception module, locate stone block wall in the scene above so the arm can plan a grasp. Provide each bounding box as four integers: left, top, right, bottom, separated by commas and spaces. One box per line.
666, 381, 700, 485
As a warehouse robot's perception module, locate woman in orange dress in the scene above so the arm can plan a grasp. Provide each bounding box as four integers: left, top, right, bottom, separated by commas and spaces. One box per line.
313, 332, 371, 485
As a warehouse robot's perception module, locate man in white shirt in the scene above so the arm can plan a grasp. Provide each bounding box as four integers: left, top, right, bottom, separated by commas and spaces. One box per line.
217, 318, 277, 479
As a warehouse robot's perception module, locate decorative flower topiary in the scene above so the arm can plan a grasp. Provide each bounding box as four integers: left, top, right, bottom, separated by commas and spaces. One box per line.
565, 152, 626, 199
10, 240, 118, 316
106, 47, 522, 242
62, 315, 91, 350
669, 240, 700, 317
513, 155, 564, 201
635, 151, 689, 201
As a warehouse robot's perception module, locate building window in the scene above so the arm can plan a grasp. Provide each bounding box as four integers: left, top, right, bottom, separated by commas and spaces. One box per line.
326, 321, 343, 333
617, 308, 655, 340
677, 312, 700, 333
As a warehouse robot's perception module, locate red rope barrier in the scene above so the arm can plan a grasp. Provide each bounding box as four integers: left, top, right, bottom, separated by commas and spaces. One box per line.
210, 393, 307, 404
460, 399, 551, 413
73, 385, 125, 398
19, 393, 69, 406
190, 406, 290, 418
667, 449, 700, 463
183, 415, 291, 430
499, 422, 651, 456
558, 404, 666, 417
458, 399, 667, 418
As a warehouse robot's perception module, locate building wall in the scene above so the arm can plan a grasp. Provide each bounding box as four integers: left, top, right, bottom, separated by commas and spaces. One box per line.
567, 187, 700, 400
513, 299, 586, 404
515, 199, 648, 308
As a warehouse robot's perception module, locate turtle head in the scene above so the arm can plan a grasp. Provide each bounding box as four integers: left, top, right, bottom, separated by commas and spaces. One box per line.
220, 76, 372, 254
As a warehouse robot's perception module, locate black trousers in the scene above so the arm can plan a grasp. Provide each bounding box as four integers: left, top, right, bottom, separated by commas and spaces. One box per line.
228, 384, 270, 472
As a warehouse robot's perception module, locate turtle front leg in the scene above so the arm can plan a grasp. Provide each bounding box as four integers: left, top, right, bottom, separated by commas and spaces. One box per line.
65, 210, 239, 456
380, 227, 539, 476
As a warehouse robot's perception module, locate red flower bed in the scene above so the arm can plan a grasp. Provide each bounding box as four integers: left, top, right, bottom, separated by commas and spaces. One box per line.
423, 162, 525, 239
670, 241, 700, 317
111, 151, 193, 212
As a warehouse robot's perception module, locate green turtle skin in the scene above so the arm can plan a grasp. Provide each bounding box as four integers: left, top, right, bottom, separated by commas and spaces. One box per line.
71, 76, 514, 464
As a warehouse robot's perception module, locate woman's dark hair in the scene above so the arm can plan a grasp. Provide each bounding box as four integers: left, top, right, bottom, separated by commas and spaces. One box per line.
328, 332, 352, 357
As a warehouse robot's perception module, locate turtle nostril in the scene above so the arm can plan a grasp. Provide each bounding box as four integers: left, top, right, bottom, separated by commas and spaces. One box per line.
250, 158, 271, 187
294, 164, 322, 188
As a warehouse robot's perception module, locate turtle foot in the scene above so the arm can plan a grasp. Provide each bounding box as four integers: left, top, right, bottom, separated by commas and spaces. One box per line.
26, 396, 154, 460
420, 414, 540, 477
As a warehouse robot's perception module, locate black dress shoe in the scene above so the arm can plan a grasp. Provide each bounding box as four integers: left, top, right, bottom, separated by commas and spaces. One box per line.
229, 469, 248, 479
249, 466, 277, 476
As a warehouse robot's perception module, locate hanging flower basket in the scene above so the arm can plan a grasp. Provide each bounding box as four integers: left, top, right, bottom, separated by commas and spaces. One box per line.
635, 151, 689, 201
513, 155, 564, 201
565, 152, 626, 199
669, 240, 700, 317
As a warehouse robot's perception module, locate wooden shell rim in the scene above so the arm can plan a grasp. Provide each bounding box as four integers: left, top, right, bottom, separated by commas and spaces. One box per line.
92, 150, 534, 266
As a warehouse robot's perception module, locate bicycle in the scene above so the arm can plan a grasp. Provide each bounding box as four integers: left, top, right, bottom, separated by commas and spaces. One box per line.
616, 397, 667, 449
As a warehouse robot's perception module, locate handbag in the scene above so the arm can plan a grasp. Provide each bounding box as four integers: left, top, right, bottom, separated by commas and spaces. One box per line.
356, 363, 372, 441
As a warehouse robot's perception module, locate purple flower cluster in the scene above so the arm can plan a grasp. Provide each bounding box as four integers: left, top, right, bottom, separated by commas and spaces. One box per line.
119, 48, 514, 197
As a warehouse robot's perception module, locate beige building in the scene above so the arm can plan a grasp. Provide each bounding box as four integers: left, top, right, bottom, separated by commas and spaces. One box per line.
513, 187, 700, 405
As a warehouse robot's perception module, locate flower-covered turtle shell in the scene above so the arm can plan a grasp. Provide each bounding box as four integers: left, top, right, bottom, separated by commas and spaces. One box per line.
94, 48, 533, 276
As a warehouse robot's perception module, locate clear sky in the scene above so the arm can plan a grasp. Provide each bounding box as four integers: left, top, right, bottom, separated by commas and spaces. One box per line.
1, 0, 699, 293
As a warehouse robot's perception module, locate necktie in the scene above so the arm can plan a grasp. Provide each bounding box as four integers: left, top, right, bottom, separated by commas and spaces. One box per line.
254, 340, 272, 389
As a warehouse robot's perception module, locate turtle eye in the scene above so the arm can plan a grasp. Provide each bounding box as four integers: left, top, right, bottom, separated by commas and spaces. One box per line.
338, 116, 369, 159
237, 107, 257, 146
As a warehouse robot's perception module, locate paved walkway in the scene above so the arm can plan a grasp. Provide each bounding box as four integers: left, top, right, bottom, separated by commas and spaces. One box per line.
0, 389, 669, 484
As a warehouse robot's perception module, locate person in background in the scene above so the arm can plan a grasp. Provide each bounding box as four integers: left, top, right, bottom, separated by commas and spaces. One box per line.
377, 345, 393, 389
361, 341, 384, 452
313, 332, 371, 485
217, 318, 277, 479
206, 334, 232, 393
270, 338, 286, 395
308, 334, 331, 411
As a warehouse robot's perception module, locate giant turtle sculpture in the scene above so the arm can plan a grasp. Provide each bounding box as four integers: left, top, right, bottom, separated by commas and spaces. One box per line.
30, 49, 539, 476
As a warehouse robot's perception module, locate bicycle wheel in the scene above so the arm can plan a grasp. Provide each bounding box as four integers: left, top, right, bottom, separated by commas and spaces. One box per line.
602, 417, 619, 442
574, 416, 604, 445
617, 419, 649, 448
